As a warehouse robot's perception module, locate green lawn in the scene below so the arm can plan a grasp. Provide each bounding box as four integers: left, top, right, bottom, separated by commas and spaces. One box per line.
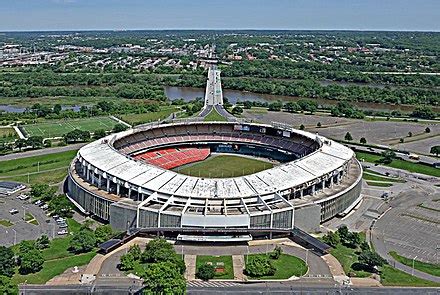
356, 151, 440, 177
176, 155, 273, 178
12, 252, 96, 285
21, 116, 117, 138
0, 150, 77, 185
245, 254, 308, 280
389, 251, 440, 277
204, 109, 228, 122
0, 219, 14, 227
329, 233, 371, 278
365, 181, 394, 187
380, 264, 440, 287
196, 255, 234, 280
362, 170, 405, 183
119, 107, 178, 125
67, 218, 82, 233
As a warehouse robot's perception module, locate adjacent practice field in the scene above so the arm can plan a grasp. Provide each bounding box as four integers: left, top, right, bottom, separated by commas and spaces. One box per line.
176, 154, 273, 178
21, 116, 118, 138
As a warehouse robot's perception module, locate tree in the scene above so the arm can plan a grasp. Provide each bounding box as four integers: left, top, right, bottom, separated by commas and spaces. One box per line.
15, 138, 27, 151
0, 275, 18, 295
284, 102, 300, 113
317, 122, 322, 128
268, 101, 283, 112
113, 123, 128, 133
245, 256, 276, 277
142, 238, 175, 264
53, 104, 62, 115
196, 263, 215, 281
231, 106, 243, 115
141, 238, 185, 274
69, 228, 96, 253
411, 106, 435, 120
407, 131, 412, 137
380, 150, 396, 164
119, 253, 136, 271
425, 127, 431, 133
48, 195, 73, 217
19, 249, 44, 274
31, 183, 56, 201
93, 129, 106, 139
323, 231, 340, 248
63, 129, 91, 143
358, 250, 386, 272
243, 101, 253, 109
344, 132, 353, 141
94, 225, 113, 244
270, 245, 283, 260
36, 235, 50, 250
430, 146, 440, 157
299, 124, 305, 130
27, 136, 44, 149
141, 262, 186, 295
360, 137, 367, 144
0, 247, 15, 277
127, 244, 142, 261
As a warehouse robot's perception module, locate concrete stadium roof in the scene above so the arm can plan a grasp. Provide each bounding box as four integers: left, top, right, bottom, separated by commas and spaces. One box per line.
77, 121, 354, 200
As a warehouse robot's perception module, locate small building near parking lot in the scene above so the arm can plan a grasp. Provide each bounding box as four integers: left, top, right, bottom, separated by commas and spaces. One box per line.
0, 181, 26, 196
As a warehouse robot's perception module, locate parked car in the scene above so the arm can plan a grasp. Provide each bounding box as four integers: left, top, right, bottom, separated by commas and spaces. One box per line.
57, 230, 68, 235
58, 223, 68, 228
38, 202, 46, 208
34, 200, 42, 206
41, 204, 49, 210
9, 209, 19, 214
17, 194, 29, 200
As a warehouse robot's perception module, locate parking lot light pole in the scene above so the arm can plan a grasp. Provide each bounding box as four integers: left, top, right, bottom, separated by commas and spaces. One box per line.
12, 228, 16, 245
412, 255, 417, 276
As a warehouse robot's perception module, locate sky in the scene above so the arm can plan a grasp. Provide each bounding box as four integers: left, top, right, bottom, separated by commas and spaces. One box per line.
0, 0, 439, 32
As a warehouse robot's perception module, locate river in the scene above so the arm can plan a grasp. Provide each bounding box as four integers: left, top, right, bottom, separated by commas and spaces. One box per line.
164, 86, 437, 113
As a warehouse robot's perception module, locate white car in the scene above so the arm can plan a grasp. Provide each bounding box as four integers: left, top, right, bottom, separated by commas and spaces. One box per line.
9, 209, 19, 214
17, 194, 29, 200
57, 230, 68, 235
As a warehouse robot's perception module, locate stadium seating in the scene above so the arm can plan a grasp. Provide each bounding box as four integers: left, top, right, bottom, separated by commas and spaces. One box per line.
134, 146, 211, 170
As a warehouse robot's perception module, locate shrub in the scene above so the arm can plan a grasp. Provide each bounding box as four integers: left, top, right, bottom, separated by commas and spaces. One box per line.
245, 256, 276, 277
196, 263, 216, 281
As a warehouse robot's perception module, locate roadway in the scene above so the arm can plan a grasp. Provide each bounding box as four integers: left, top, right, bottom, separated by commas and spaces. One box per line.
0, 142, 85, 162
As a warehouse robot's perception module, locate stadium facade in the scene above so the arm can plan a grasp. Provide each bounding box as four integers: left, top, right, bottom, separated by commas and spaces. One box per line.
66, 120, 363, 240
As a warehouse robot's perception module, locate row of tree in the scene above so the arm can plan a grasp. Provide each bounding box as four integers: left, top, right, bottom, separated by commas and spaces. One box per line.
119, 239, 186, 294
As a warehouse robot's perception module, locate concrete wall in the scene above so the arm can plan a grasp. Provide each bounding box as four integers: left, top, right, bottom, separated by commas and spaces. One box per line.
294, 205, 321, 232
109, 202, 137, 232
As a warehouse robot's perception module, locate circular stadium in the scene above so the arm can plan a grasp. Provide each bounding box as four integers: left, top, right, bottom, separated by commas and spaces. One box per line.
66, 120, 362, 241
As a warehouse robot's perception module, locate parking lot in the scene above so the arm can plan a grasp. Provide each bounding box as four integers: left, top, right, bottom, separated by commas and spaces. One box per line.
0, 191, 57, 246
374, 184, 439, 264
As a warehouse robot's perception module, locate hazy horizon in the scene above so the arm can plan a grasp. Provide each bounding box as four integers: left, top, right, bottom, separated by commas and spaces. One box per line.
1, 0, 439, 32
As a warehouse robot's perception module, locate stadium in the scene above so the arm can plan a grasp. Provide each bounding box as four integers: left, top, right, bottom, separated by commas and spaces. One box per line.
66, 120, 363, 241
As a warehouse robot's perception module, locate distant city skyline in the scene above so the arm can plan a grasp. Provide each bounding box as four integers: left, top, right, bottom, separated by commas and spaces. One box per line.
0, 0, 439, 32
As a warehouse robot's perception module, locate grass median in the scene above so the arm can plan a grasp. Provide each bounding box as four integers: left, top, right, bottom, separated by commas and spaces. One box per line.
355, 151, 440, 177
389, 251, 440, 277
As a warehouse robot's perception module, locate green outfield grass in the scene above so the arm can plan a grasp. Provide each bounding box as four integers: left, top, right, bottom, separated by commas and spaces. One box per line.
196, 255, 234, 279
21, 116, 117, 138
176, 155, 273, 178
119, 107, 178, 125
0, 150, 77, 185
204, 109, 228, 122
